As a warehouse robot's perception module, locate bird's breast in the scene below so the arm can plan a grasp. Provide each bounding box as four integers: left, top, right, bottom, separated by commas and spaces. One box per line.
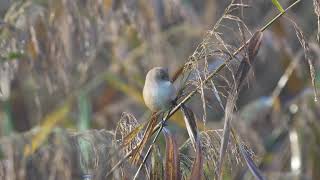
143, 81, 176, 111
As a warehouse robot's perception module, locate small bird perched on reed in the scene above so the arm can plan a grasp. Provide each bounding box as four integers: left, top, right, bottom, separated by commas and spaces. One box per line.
131, 67, 177, 164
143, 67, 176, 112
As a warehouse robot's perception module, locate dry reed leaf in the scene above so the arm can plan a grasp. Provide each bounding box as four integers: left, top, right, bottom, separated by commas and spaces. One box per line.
24, 103, 70, 156
123, 123, 145, 147
313, 0, 320, 41
171, 66, 184, 83
288, 18, 318, 102
239, 143, 265, 180
236, 31, 263, 90
163, 127, 181, 180
314, 0, 320, 16
116, 112, 142, 151
248, 31, 263, 62
150, 145, 163, 180
189, 138, 203, 180
26, 35, 38, 60
181, 104, 199, 151
103, 0, 113, 14
131, 113, 158, 164
210, 80, 225, 111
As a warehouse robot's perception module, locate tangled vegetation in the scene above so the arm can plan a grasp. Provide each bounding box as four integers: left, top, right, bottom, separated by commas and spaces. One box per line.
0, 0, 319, 179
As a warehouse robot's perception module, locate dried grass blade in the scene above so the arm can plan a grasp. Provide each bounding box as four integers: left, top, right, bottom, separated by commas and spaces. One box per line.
313, 0, 320, 41
131, 113, 158, 164
236, 31, 263, 90
239, 143, 265, 180
217, 31, 263, 179
163, 127, 181, 180
150, 145, 163, 180
123, 123, 145, 147
24, 103, 70, 156
189, 138, 203, 180
172, 66, 184, 83
211, 81, 225, 111
248, 31, 263, 62
181, 104, 199, 150
289, 19, 318, 102
217, 95, 234, 179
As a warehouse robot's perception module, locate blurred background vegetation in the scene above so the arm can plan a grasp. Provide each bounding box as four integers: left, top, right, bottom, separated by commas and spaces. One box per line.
0, 0, 319, 179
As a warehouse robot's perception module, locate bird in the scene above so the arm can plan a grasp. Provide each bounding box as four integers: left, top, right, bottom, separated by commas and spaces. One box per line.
142, 67, 199, 151
131, 67, 177, 164
143, 67, 176, 112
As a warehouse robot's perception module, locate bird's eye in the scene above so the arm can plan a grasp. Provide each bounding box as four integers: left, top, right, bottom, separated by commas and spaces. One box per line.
160, 71, 169, 81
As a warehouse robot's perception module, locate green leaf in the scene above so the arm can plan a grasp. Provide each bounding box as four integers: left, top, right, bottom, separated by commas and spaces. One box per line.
77, 91, 92, 175
78, 137, 92, 175
1, 100, 14, 136
78, 91, 91, 130
1, 52, 24, 62
7, 52, 24, 60
271, 0, 285, 12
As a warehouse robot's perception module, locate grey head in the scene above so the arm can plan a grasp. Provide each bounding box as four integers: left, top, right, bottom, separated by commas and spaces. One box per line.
145, 67, 170, 82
